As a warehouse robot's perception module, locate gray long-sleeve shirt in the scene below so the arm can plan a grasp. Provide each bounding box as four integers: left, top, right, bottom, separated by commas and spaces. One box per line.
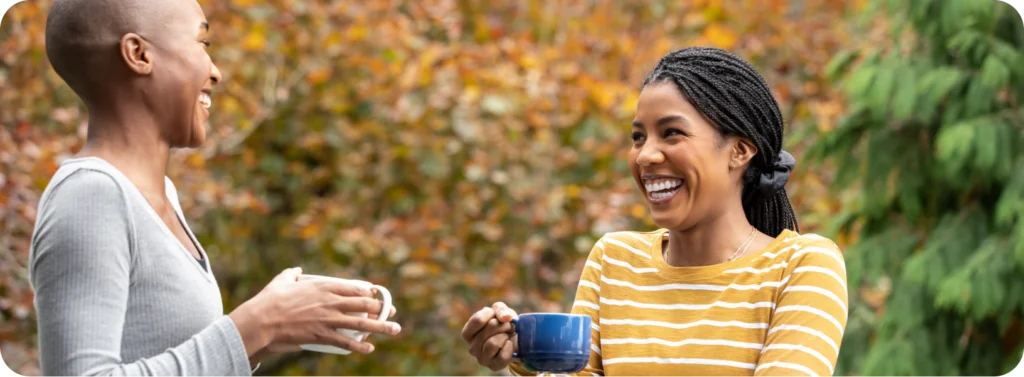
28, 157, 253, 376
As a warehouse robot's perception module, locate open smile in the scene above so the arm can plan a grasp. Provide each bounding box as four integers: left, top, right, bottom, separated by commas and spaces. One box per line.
643, 177, 684, 205
198, 89, 212, 115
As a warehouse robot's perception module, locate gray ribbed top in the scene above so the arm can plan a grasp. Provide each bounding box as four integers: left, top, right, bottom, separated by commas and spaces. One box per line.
28, 157, 252, 376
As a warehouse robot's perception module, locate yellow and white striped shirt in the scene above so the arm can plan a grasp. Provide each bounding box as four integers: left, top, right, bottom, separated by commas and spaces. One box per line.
509, 229, 848, 376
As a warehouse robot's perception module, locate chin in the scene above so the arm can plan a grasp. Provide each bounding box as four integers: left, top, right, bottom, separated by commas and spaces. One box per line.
643, 193, 690, 231
650, 213, 687, 231
186, 135, 206, 148
648, 201, 702, 231
183, 122, 207, 148
184, 139, 204, 149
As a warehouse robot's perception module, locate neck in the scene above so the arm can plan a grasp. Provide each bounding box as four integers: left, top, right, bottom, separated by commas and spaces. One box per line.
664, 204, 755, 267
76, 104, 171, 197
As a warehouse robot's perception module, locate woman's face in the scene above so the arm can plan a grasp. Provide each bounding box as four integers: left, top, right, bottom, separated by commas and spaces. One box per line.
628, 82, 754, 230
142, 0, 222, 148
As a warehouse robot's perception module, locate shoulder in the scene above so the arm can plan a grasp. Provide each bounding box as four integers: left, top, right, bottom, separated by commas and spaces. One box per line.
29, 163, 137, 277
40, 163, 130, 210
772, 229, 845, 271
33, 161, 137, 236
592, 229, 662, 258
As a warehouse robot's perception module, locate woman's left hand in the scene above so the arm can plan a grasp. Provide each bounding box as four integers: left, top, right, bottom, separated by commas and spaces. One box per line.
252, 268, 397, 357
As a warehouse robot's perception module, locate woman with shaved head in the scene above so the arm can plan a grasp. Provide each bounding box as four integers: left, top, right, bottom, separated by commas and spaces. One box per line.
29, 0, 401, 375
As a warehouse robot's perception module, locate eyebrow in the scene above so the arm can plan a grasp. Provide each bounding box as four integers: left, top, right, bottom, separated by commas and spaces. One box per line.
200, 22, 209, 31
632, 115, 690, 128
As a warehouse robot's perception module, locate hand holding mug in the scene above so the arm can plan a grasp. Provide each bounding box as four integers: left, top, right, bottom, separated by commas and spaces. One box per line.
462, 302, 519, 371
297, 274, 396, 355
463, 302, 592, 374
229, 268, 401, 358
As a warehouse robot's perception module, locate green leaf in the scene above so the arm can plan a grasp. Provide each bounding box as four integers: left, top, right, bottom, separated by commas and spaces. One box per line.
916, 67, 967, 118
980, 55, 1010, 89
935, 120, 975, 176
891, 65, 919, 121
825, 50, 861, 81
842, 65, 878, 100
869, 64, 897, 114
862, 336, 917, 375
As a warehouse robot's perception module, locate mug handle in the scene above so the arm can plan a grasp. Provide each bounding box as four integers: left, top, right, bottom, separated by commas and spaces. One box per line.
510, 317, 520, 359
353, 285, 393, 343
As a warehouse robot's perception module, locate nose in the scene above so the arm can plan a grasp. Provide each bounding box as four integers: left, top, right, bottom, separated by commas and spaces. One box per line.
636, 143, 665, 167
210, 62, 222, 85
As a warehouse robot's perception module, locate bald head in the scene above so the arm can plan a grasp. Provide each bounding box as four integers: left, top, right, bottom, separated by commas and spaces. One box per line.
44, 0, 199, 103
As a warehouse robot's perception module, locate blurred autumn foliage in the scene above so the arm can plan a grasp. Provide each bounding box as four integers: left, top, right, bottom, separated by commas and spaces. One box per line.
1, 0, 861, 375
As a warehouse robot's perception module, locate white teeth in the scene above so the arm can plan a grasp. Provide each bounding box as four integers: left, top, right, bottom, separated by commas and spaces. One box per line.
644, 179, 683, 193
199, 93, 212, 109
651, 189, 678, 200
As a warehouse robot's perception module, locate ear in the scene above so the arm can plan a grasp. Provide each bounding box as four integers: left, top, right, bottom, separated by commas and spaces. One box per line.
120, 33, 153, 75
728, 137, 758, 171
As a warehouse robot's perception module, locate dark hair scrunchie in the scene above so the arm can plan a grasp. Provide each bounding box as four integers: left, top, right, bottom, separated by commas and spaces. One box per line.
742, 150, 795, 206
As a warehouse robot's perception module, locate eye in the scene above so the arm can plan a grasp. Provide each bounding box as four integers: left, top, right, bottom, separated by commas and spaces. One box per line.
201, 40, 211, 47
631, 131, 645, 143
663, 128, 687, 138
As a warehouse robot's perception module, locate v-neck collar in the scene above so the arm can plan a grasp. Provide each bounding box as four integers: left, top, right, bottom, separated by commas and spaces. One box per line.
62, 156, 215, 282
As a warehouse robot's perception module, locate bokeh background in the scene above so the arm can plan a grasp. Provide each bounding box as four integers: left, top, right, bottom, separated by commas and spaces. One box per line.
2, 0, 1023, 375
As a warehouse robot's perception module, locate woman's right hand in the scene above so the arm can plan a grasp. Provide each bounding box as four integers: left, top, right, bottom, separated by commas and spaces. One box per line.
462, 302, 519, 371
229, 267, 402, 357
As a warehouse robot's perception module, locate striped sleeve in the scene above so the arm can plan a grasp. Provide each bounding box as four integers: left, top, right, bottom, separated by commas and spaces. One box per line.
755, 237, 848, 376
509, 237, 605, 377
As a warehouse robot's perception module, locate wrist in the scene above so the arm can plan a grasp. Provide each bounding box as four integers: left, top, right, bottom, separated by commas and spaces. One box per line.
229, 300, 272, 356
248, 348, 269, 368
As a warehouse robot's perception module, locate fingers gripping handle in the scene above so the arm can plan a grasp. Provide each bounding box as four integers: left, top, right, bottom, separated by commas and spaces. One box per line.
371, 285, 392, 321
354, 285, 391, 343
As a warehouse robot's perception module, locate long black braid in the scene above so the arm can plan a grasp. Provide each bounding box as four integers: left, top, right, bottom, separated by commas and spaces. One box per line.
641, 47, 800, 237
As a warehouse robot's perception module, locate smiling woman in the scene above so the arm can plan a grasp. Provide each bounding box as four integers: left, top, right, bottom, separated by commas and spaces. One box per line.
29, 0, 400, 375
462, 47, 848, 376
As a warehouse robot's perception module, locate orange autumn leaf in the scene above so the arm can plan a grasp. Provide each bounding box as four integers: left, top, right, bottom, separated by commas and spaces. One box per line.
240, 31, 265, 51
566, 184, 581, 199
704, 23, 738, 49
305, 66, 332, 85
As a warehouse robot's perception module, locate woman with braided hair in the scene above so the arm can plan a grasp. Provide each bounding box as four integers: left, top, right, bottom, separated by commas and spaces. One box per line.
462, 47, 848, 376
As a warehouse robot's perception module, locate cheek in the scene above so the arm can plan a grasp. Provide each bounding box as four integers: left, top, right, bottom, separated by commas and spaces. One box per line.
663, 146, 696, 178
195, 55, 212, 80
698, 154, 734, 193
627, 148, 640, 173
178, 50, 209, 87
628, 150, 643, 191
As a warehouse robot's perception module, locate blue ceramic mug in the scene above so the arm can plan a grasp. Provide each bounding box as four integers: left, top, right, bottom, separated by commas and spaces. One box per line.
511, 313, 592, 374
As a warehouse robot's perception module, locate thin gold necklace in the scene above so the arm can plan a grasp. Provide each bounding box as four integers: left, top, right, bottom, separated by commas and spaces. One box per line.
725, 226, 757, 262
663, 226, 757, 264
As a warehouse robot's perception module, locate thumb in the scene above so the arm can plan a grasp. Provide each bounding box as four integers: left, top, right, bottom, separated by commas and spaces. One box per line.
492, 302, 519, 322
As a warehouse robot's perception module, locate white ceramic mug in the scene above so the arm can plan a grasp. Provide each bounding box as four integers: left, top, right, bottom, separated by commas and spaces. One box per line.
298, 275, 392, 355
